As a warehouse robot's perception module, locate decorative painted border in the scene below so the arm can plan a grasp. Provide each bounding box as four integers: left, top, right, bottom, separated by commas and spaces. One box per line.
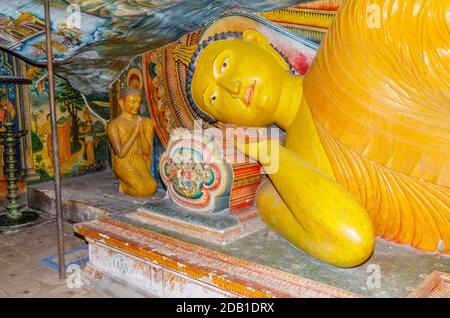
408, 271, 450, 298
86, 240, 237, 298
131, 209, 241, 237
198, 11, 319, 51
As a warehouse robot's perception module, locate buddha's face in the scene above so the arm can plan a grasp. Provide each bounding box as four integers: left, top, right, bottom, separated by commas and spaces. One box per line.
119, 93, 141, 115
191, 30, 290, 127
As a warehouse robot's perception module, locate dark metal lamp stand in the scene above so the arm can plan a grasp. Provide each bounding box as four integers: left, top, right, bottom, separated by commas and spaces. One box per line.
0, 76, 39, 228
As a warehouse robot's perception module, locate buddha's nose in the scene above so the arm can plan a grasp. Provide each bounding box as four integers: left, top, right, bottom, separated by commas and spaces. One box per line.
217, 78, 241, 96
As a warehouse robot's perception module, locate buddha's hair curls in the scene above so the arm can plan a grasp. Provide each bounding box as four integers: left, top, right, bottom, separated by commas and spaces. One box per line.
186, 31, 293, 124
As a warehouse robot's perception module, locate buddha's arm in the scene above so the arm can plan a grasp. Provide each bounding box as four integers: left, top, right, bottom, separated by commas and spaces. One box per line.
106, 121, 139, 159
237, 140, 372, 234
285, 98, 335, 180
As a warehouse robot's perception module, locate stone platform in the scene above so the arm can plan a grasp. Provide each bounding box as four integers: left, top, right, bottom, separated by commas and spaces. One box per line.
28, 171, 449, 298
27, 170, 165, 222
135, 201, 265, 245
75, 216, 359, 298
75, 211, 450, 298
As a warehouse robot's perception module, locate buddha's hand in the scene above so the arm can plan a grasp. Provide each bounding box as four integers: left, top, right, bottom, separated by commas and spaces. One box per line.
236, 138, 280, 169
217, 122, 280, 165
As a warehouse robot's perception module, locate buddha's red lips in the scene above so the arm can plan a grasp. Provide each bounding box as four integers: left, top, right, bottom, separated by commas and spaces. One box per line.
244, 82, 256, 107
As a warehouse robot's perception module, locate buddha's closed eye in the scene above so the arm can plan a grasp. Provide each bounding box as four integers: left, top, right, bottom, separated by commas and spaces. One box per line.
220, 57, 229, 74
213, 49, 232, 76
210, 90, 218, 105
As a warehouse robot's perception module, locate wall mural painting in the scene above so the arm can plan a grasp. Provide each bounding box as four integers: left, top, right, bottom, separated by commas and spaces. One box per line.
26, 65, 108, 183
0, 0, 304, 96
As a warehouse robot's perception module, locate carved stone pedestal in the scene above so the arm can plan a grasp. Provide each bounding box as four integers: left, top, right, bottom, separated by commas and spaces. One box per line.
74, 216, 360, 298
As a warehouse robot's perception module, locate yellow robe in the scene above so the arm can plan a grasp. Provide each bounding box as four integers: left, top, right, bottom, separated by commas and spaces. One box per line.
304, 0, 449, 253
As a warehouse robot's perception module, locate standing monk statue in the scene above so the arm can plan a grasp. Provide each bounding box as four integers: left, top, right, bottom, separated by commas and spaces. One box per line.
107, 89, 157, 197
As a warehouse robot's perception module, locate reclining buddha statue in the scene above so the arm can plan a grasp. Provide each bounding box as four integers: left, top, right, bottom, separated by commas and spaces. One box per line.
182, 0, 449, 267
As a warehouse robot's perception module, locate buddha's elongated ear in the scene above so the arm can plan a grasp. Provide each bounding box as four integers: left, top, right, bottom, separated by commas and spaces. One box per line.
243, 29, 270, 45
243, 29, 290, 71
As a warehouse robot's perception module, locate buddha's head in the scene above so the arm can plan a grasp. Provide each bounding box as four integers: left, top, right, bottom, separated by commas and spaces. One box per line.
187, 30, 293, 127
118, 89, 141, 116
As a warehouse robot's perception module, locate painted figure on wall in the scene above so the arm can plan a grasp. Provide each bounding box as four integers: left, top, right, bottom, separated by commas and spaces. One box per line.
56, 81, 86, 152
182, 0, 449, 266
81, 108, 95, 165
0, 94, 16, 121
38, 113, 71, 167
107, 89, 157, 197
26, 65, 109, 183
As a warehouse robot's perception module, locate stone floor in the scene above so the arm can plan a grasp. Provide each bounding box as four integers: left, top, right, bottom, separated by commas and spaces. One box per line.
0, 219, 106, 298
